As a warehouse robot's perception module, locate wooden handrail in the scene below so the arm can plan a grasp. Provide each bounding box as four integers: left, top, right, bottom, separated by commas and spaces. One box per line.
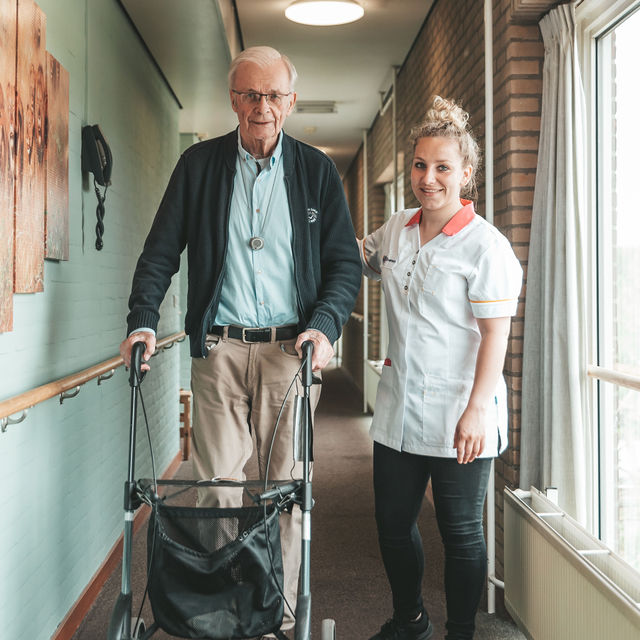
0, 331, 186, 425
587, 365, 640, 393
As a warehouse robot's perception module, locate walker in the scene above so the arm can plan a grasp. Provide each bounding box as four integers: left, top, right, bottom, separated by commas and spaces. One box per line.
107, 340, 337, 640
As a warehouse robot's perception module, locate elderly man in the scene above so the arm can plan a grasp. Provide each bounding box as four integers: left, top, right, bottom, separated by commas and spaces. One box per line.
120, 46, 360, 638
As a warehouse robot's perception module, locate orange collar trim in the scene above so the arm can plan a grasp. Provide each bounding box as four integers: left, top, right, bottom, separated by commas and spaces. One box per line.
405, 209, 423, 227
405, 200, 475, 235
442, 200, 475, 235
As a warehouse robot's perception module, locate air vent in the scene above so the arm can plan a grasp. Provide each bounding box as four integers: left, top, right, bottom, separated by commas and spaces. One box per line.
295, 100, 337, 114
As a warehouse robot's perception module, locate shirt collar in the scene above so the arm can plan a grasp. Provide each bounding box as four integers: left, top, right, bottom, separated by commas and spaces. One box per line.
405, 199, 475, 236
237, 129, 282, 168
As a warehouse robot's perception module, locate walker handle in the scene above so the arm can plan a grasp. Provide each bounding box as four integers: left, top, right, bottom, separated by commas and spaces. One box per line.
129, 341, 146, 388
301, 340, 314, 388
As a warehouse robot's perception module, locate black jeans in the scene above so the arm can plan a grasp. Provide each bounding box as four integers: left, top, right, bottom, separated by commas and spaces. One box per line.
373, 442, 492, 640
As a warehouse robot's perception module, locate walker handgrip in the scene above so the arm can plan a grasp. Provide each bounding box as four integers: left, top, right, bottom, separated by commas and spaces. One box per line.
301, 340, 314, 388
130, 341, 146, 388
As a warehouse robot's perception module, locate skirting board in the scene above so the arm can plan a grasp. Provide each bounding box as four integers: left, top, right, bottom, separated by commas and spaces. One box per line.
51, 450, 183, 640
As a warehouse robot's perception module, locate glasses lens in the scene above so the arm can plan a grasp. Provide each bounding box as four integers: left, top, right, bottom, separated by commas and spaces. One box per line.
236, 91, 287, 105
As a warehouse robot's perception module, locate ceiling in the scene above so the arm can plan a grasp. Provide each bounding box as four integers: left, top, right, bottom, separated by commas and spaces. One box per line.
120, 0, 434, 175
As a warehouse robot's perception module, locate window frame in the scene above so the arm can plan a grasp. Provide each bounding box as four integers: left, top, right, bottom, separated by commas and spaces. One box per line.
576, 0, 640, 551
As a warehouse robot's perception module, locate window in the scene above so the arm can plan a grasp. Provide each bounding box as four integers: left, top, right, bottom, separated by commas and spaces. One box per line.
581, 0, 640, 570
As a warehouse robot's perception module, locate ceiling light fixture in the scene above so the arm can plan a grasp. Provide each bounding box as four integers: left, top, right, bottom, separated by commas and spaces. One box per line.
285, 0, 364, 26
295, 100, 337, 114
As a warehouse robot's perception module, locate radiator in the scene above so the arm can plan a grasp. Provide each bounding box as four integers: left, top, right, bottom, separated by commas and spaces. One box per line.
503, 487, 640, 639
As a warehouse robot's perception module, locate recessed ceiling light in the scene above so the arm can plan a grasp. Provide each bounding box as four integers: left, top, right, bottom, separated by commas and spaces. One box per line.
285, 0, 364, 26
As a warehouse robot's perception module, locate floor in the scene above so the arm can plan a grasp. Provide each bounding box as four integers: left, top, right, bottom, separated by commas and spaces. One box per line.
72, 366, 525, 640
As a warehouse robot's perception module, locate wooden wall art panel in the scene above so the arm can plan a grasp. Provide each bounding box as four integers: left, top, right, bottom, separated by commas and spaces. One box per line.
14, 0, 46, 293
45, 53, 69, 261
0, 0, 17, 331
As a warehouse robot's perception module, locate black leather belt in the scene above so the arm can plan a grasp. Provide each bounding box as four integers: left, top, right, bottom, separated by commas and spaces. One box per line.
209, 324, 298, 343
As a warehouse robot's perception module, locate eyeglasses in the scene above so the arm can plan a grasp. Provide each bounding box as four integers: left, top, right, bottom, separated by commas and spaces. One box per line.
232, 90, 293, 106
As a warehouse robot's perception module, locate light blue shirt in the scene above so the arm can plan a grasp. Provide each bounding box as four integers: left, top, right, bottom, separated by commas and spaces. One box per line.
214, 132, 298, 328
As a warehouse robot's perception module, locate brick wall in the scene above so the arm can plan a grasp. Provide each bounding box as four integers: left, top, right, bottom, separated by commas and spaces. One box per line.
342, 151, 365, 389
341, 0, 556, 615
366, 183, 385, 360
396, 2, 486, 213
365, 105, 392, 364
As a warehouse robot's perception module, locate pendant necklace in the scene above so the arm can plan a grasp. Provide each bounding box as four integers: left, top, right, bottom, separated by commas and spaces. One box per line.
247, 158, 279, 251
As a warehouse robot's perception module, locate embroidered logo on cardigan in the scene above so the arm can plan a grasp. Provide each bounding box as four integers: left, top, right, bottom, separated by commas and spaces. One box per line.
307, 207, 318, 223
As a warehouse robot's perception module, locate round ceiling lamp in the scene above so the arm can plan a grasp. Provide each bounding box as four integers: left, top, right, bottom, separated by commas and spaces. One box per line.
285, 0, 364, 26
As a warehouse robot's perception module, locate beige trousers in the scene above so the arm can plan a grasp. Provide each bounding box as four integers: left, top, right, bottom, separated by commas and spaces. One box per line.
190, 333, 321, 631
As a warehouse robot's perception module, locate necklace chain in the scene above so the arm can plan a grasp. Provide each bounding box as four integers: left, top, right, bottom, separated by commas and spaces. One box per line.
241, 155, 279, 251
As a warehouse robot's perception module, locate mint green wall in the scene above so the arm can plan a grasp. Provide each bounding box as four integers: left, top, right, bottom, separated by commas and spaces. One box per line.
0, 1, 184, 638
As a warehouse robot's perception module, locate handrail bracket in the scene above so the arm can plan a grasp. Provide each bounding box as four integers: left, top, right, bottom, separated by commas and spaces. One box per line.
60, 386, 81, 404
1, 409, 29, 433
98, 369, 115, 385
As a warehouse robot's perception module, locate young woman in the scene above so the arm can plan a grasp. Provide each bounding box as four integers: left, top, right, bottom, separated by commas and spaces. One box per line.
361, 96, 522, 640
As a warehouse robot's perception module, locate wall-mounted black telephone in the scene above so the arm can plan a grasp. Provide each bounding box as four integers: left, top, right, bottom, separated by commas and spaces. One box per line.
81, 124, 113, 186
82, 124, 113, 250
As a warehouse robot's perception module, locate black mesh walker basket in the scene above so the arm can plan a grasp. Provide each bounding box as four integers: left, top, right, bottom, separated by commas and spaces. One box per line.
140, 477, 298, 639
107, 341, 337, 640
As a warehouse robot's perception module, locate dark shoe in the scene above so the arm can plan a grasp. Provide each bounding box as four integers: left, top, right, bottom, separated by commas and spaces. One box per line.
369, 614, 434, 640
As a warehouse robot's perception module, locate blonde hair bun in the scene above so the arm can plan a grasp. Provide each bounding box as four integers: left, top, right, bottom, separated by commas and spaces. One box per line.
424, 95, 469, 131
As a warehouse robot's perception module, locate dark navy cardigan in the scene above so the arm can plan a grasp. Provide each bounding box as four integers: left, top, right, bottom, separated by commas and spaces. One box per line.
126, 129, 362, 358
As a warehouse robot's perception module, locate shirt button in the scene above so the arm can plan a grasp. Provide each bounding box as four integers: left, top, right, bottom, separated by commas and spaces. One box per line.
407, 272, 411, 276
412, 260, 416, 265
256, 208, 260, 213
257, 269, 262, 274
404, 285, 408, 291
260, 301, 265, 305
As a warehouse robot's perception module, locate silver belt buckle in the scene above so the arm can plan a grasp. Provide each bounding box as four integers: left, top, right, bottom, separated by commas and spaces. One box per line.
241, 327, 272, 343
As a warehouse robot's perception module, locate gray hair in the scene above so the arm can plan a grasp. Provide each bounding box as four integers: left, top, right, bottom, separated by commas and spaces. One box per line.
228, 46, 297, 90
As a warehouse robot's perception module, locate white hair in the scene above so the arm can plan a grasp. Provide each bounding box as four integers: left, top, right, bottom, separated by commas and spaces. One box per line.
228, 46, 297, 90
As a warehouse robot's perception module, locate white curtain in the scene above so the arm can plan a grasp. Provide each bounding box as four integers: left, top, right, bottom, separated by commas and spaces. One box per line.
520, 2, 591, 527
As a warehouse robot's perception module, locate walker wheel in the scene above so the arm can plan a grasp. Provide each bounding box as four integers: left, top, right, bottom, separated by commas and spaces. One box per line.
321, 618, 336, 640
132, 617, 146, 639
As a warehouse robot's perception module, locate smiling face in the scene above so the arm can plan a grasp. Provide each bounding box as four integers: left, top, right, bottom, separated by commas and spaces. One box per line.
410, 136, 473, 221
230, 59, 296, 158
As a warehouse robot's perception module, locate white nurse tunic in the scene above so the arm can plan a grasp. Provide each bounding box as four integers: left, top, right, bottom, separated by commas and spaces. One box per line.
360, 200, 523, 458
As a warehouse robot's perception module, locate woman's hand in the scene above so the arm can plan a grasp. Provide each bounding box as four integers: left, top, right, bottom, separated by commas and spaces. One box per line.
453, 404, 487, 464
